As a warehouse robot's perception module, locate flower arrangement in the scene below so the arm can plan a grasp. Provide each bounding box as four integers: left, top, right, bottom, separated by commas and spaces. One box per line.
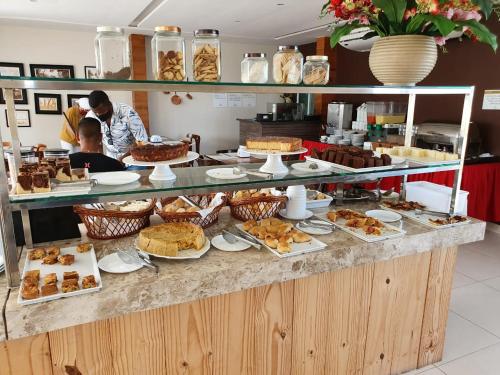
322, 0, 498, 51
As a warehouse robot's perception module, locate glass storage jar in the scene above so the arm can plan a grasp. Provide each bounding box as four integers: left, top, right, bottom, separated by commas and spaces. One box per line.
94, 26, 131, 80
192, 29, 221, 82
152, 26, 186, 81
272, 46, 303, 84
303, 55, 329, 85
241, 53, 268, 83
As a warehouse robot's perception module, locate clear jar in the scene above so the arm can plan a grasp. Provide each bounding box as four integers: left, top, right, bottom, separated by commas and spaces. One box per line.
303, 55, 329, 85
273, 46, 303, 84
94, 26, 131, 80
241, 53, 268, 83
192, 29, 221, 82
152, 26, 186, 81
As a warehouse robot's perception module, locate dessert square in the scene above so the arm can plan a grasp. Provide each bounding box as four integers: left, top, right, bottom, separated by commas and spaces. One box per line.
82, 275, 97, 289
16, 173, 32, 194
24, 269, 40, 282
61, 279, 79, 293
46, 246, 60, 257
76, 243, 91, 253
42, 254, 58, 265
41, 284, 58, 297
63, 271, 79, 280
58, 254, 75, 266
32, 170, 51, 193
28, 248, 46, 260
43, 273, 57, 285
21, 283, 39, 300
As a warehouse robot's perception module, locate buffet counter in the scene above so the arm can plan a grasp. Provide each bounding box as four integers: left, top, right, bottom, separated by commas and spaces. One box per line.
0, 203, 485, 374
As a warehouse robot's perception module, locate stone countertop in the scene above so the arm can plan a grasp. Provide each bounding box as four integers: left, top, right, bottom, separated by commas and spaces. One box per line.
3, 204, 486, 341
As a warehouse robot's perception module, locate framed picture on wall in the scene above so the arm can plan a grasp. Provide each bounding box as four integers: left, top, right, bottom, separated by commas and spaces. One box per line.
34, 93, 62, 115
0, 62, 28, 105
67, 94, 89, 108
84, 66, 98, 79
30, 64, 74, 79
5, 109, 31, 128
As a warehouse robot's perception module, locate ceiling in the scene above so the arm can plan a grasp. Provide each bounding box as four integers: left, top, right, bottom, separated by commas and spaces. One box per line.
0, 0, 331, 45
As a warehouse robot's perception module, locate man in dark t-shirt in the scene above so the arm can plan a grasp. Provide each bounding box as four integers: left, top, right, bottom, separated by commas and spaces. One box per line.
69, 117, 125, 173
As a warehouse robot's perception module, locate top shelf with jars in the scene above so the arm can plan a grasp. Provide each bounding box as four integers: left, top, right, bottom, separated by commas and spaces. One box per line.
0, 76, 474, 95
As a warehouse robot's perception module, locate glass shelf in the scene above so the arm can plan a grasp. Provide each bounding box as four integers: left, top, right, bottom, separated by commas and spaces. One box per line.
0, 76, 474, 95
9, 161, 459, 210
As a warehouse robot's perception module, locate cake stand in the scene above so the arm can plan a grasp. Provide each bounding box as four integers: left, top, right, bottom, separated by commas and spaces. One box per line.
122, 151, 199, 181
243, 147, 308, 174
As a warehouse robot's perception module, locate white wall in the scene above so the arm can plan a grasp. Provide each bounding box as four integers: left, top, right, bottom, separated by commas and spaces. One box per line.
0, 24, 280, 153
0, 24, 131, 148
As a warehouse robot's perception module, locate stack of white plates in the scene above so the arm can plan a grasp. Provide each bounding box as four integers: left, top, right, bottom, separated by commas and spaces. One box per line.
351, 132, 366, 147
339, 139, 351, 146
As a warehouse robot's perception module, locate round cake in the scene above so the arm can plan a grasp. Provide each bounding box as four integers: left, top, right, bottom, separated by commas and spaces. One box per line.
130, 142, 189, 162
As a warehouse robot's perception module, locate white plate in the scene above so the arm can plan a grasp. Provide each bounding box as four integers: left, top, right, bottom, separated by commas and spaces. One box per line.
137, 239, 211, 260
206, 168, 246, 180
296, 221, 333, 235
279, 209, 314, 220
291, 162, 330, 173
365, 209, 402, 223
211, 235, 251, 252
92, 171, 141, 186
18, 244, 102, 306
98, 252, 143, 273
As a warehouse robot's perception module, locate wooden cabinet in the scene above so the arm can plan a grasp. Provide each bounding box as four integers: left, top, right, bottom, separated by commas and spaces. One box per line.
239, 119, 321, 145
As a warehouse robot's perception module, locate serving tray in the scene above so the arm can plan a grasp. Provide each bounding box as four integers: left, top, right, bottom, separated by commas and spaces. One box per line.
305, 156, 407, 173
380, 204, 471, 229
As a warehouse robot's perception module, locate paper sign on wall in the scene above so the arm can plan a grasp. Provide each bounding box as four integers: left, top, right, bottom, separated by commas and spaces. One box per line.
212, 93, 227, 108
482, 90, 500, 110
241, 94, 257, 108
228, 93, 242, 107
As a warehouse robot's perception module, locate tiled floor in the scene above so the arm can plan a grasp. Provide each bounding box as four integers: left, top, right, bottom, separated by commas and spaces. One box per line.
404, 229, 500, 375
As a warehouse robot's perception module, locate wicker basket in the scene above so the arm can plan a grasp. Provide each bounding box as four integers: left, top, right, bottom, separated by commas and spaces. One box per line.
229, 195, 287, 221
74, 200, 156, 240
156, 194, 227, 228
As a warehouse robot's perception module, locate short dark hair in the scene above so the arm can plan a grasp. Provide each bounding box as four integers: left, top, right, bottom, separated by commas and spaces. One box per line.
78, 117, 102, 141
88, 90, 110, 109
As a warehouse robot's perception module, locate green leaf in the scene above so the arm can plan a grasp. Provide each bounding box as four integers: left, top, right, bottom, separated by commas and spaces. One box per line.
457, 19, 498, 51
329, 23, 362, 48
406, 14, 427, 34
426, 14, 456, 36
471, 0, 493, 19
372, 0, 407, 24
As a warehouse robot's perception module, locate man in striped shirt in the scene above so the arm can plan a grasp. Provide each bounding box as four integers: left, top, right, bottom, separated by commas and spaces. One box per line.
87, 90, 148, 160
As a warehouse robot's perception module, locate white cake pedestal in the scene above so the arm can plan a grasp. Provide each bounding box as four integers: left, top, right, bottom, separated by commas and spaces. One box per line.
244, 147, 308, 175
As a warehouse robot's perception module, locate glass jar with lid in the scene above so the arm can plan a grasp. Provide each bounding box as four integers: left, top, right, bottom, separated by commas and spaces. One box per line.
272, 46, 303, 84
94, 26, 131, 80
152, 26, 186, 81
241, 53, 268, 83
192, 29, 221, 82
303, 55, 330, 85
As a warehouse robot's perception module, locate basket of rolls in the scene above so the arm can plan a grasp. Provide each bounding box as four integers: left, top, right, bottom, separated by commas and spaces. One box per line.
156, 193, 227, 228
74, 199, 156, 240
228, 189, 288, 221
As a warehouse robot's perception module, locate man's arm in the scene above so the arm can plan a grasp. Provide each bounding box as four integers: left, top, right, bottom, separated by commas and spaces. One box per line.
126, 107, 148, 142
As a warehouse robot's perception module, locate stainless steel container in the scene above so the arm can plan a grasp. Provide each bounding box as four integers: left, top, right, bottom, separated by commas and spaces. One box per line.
327, 102, 353, 129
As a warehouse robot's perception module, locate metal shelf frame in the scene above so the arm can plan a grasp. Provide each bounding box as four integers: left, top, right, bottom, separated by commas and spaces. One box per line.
0, 78, 475, 287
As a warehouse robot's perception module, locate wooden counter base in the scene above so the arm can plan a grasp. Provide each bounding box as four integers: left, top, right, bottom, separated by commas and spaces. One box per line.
0, 247, 456, 375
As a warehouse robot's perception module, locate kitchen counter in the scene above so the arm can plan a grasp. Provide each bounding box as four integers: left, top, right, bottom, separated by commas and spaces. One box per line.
2, 203, 485, 341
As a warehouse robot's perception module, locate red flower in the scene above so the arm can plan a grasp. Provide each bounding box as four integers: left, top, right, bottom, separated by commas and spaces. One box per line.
404, 7, 417, 19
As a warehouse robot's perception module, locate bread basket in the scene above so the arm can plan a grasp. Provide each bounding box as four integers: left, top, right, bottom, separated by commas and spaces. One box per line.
228, 194, 287, 221
156, 194, 227, 228
74, 199, 156, 240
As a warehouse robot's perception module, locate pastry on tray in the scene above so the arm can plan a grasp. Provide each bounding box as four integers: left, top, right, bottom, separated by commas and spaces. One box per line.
130, 142, 189, 162
32, 170, 51, 193
63, 271, 79, 280
327, 209, 385, 236
82, 275, 97, 289
46, 246, 61, 257
62, 279, 79, 293
28, 248, 46, 261
41, 284, 58, 297
42, 254, 58, 265
24, 269, 40, 283
76, 243, 92, 253
383, 201, 425, 211
58, 254, 75, 266
44, 273, 57, 285
15, 173, 32, 195
137, 222, 206, 257
21, 281, 39, 300
246, 136, 302, 152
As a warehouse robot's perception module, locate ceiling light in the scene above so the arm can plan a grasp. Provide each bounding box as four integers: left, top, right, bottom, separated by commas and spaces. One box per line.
274, 23, 330, 40
234, 20, 241, 23
277, 3, 285, 5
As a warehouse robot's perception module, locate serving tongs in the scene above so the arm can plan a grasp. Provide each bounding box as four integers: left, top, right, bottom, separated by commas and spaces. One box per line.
414, 208, 451, 218
51, 178, 97, 188
118, 249, 159, 274
222, 229, 261, 249
233, 166, 272, 179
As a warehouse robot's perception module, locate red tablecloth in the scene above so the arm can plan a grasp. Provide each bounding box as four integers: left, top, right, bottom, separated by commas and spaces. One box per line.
303, 140, 500, 222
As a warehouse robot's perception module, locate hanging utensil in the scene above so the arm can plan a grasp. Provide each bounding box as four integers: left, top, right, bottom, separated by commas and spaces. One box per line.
171, 92, 182, 105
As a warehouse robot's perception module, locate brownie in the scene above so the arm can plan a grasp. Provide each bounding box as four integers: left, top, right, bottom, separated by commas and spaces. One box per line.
32, 170, 50, 192
38, 164, 56, 178
374, 157, 384, 167
327, 150, 336, 163
41, 158, 57, 167
320, 149, 330, 161
361, 150, 374, 157
16, 173, 32, 194
311, 149, 320, 159
381, 154, 392, 166
342, 154, 353, 167
367, 157, 376, 168
334, 152, 346, 165
20, 162, 39, 173
351, 156, 365, 168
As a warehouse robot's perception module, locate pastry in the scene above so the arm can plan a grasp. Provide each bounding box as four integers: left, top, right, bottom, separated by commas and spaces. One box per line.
82, 275, 97, 289
383, 201, 425, 211
16, 173, 32, 194
291, 230, 312, 243
130, 142, 189, 162
58, 254, 75, 266
277, 240, 291, 253
264, 235, 278, 249
62, 279, 79, 293
24, 269, 40, 282
32, 170, 50, 193
63, 271, 79, 280
44, 273, 57, 285
21, 282, 39, 300
245, 136, 302, 152
137, 222, 206, 257
327, 211, 337, 222
28, 248, 46, 260
41, 284, 58, 297
76, 243, 91, 253
42, 254, 58, 265
242, 220, 257, 231
46, 246, 60, 257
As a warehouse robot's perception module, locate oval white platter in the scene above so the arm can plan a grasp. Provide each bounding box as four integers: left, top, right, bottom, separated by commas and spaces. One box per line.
211, 235, 251, 252
98, 252, 143, 273
206, 168, 247, 180
92, 171, 141, 186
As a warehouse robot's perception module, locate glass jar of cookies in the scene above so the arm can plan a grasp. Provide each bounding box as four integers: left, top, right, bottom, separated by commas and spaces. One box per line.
272, 45, 303, 84
192, 29, 221, 82
152, 26, 186, 81
94, 26, 131, 80
303, 55, 329, 85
